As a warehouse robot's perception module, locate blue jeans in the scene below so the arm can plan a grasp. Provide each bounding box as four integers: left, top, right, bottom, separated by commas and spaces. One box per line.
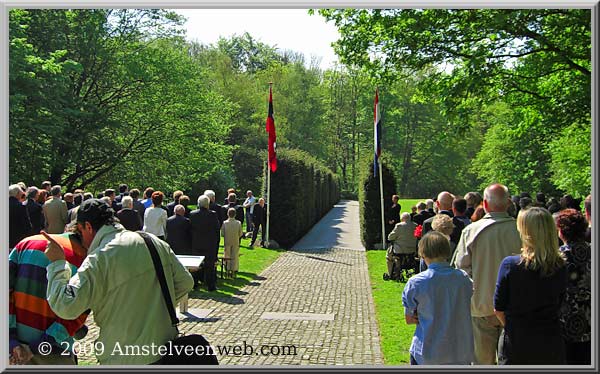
245, 211, 254, 232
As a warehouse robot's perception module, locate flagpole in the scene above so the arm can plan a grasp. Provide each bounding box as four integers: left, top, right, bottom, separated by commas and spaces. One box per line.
266, 156, 271, 246
265, 82, 273, 247
379, 156, 386, 249
378, 89, 386, 249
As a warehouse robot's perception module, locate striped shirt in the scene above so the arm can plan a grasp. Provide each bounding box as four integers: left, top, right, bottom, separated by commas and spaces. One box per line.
9, 233, 88, 353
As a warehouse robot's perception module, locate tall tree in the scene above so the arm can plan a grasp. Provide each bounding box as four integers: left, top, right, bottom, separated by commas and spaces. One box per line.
10, 9, 235, 195
319, 8, 592, 195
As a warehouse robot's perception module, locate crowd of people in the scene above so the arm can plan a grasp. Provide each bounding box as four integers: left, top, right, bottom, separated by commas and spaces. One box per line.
385, 184, 591, 365
8, 181, 268, 365
8, 179, 592, 366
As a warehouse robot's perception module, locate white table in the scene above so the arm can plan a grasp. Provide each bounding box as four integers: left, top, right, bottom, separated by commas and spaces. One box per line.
175, 255, 204, 313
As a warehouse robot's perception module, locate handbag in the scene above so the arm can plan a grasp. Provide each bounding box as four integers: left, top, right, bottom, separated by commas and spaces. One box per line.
137, 231, 219, 365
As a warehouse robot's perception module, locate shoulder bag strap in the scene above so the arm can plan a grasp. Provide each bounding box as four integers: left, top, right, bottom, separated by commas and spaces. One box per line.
137, 231, 179, 327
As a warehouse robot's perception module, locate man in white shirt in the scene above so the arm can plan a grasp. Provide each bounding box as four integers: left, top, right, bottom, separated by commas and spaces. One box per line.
242, 190, 257, 234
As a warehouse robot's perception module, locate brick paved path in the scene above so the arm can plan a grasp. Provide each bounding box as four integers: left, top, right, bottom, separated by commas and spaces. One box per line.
78, 200, 384, 365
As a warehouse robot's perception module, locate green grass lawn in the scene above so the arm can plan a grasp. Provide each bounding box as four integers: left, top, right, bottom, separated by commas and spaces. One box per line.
364, 198, 425, 365
189, 236, 285, 299
366, 250, 415, 365
398, 198, 424, 213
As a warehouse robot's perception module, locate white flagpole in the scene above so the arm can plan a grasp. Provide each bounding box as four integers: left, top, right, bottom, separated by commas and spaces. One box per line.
375, 87, 386, 250
379, 157, 386, 249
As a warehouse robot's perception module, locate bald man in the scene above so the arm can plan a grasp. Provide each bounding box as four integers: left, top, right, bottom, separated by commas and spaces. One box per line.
422, 191, 466, 246
451, 183, 522, 365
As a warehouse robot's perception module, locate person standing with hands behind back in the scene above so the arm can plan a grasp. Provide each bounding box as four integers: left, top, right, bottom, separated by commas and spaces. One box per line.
402, 231, 474, 365
221, 208, 243, 278
386, 195, 401, 239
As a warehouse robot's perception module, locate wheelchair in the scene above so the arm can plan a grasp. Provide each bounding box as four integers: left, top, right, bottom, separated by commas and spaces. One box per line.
383, 248, 420, 282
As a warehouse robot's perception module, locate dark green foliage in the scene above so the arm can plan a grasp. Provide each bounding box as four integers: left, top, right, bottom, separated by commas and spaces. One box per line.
261, 149, 340, 249
319, 8, 592, 198
9, 9, 234, 195
231, 147, 265, 199
358, 155, 397, 250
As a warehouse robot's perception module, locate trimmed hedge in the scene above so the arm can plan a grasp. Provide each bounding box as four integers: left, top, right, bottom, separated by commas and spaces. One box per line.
261, 148, 341, 248
358, 154, 398, 250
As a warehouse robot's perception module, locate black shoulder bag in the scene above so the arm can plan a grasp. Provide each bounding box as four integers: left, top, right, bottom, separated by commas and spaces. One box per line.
137, 231, 219, 365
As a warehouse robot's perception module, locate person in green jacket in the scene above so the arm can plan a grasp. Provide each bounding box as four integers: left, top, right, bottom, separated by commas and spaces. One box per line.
43, 199, 194, 365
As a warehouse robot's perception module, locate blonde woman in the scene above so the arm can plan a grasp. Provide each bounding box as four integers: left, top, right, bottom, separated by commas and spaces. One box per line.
493, 207, 567, 365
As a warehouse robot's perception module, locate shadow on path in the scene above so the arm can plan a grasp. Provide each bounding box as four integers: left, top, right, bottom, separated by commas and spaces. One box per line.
286, 250, 354, 266
292, 200, 364, 251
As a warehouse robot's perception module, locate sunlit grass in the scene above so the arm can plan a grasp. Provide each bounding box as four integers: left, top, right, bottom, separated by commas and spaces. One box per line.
189, 236, 285, 298
397, 199, 424, 213
366, 250, 415, 365
362, 198, 422, 365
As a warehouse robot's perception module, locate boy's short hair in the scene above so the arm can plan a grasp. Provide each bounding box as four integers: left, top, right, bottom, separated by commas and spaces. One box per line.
228, 208, 237, 218
418, 231, 452, 260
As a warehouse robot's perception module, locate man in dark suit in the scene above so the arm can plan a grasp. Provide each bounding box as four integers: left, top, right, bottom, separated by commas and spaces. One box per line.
115, 184, 129, 204
452, 197, 472, 227
129, 188, 146, 223
166, 190, 183, 218
204, 190, 225, 227
386, 194, 401, 239
250, 198, 267, 248
426, 198, 435, 216
67, 193, 83, 224
25, 187, 44, 236
189, 195, 221, 291
412, 202, 430, 225
104, 188, 121, 212
9, 184, 32, 248
166, 205, 192, 255
180, 195, 192, 218
116, 196, 143, 231
422, 191, 466, 245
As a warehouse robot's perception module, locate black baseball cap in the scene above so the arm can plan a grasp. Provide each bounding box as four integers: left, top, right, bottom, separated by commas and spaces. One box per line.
76, 198, 114, 224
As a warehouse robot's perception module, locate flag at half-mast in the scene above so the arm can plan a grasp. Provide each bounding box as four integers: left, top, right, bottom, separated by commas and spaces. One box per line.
373, 88, 382, 176
266, 85, 277, 172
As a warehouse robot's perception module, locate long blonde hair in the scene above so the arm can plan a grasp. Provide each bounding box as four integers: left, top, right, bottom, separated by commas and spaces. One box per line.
516, 207, 565, 276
